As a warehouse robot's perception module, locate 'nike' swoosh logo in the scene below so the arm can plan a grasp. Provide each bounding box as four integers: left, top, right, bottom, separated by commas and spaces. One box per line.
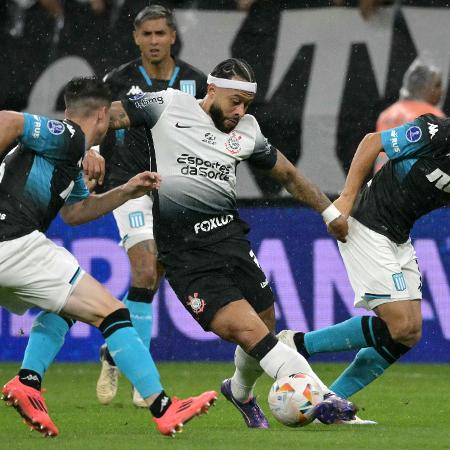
175, 122, 192, 128
274, 362, 285, 379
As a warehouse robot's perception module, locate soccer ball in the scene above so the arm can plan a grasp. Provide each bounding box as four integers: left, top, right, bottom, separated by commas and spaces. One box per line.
268, 373, 323, 427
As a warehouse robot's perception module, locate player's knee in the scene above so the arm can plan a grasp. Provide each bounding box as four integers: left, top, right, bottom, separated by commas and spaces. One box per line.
215, 320, 242, 342
259, 306, 276, 333
407, 322, 422, 346
91, 298, 125, 328
212, 318, 258, 349
130, 264, 158, 288
230, 323, 269, 351
389, 320, 421, 347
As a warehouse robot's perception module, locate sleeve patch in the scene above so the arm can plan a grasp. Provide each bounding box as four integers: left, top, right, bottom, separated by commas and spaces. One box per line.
47, 120, 65, 136
405, 126, 422, 143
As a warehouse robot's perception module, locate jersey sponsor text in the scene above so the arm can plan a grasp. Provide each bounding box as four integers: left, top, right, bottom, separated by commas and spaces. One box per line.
134, 96, 164, 108
177, 154, 232, 181
390, 129, 400, 153
194, 215, 234, 234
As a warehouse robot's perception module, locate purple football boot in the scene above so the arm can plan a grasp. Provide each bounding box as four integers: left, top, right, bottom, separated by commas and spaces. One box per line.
314, 393, 358, 424
221, 379, 269, 428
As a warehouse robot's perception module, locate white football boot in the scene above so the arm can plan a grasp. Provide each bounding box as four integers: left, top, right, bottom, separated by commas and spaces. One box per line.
96, 344, 120, 405
132, 387, 148, 408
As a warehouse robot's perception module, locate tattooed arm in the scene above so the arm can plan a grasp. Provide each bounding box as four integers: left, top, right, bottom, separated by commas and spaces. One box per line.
109, 101, 131, 130
270, 150, 331, 213
269, 150, 348, 242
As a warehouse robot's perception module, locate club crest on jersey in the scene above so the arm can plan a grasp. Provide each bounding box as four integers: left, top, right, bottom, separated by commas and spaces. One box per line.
405, 126, 422, 143
180, 80, 196, 97
47, 120, 65, 135
225, 131, 242, 154
187, 293, 205, 314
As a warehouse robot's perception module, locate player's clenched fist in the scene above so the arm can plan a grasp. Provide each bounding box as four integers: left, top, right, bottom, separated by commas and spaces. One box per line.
83, 147, 106, 185
327, 215, 348, 243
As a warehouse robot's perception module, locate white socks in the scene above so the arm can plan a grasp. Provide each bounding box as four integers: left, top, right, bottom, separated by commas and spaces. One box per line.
230, 346, 264, 402
260, 341, 329, 394
230, 340, 330, 402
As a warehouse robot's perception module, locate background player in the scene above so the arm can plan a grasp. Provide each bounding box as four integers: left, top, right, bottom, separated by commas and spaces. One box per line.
85, 4, 207, 407
373, 57, 444, 173
0, 76, 216, 437
278, 112, 450, 410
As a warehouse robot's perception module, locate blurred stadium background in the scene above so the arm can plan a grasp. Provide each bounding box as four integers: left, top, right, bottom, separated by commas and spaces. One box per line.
0, 0, 449, 368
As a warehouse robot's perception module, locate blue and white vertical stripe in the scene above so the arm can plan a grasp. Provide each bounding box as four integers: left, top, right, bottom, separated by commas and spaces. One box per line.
129, 211, 145, 228
392, 272, 407, 291
180, 80, 197, 97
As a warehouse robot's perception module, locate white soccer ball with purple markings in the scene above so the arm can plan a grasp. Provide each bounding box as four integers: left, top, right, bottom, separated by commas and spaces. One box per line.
268, 373, 323, 427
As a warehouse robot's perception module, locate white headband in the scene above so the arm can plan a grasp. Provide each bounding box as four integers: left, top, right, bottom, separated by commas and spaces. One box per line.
207, 74, 257, 93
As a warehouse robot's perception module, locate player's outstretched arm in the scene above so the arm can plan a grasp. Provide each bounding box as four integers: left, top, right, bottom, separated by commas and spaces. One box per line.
334, 132, 382, 217
60, 171, 161, 225
108, 101, 131, 130
269, 150, 330, 212
0, 111, 24, 157
269, 150, 348, 242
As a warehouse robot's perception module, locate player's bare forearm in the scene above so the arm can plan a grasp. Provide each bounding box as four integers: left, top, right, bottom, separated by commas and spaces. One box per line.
269, 150, 330, 214
109, 101, 130, 130
0, 111, 24, 158
270, 151, 348, 241
340, 132, 383, 202
60, 172, 161, 225
60, 186, 130, 225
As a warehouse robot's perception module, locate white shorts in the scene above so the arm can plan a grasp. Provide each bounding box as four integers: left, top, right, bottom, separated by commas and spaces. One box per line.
338, 217, 422, 310
0, 231, 84, 315
113, 194, 154, 250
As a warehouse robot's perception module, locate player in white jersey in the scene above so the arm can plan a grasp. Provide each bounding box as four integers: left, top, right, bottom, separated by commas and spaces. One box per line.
106, 58, 358, 427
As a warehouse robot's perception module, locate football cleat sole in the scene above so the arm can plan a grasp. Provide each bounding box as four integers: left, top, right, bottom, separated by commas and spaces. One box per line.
2, 392, 57, 437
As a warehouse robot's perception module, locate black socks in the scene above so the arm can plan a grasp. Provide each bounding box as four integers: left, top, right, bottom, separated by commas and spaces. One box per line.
149, 390, 172, 418
18, 369, 42, 391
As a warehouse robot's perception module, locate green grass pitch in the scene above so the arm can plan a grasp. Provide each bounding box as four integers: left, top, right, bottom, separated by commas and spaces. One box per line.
0, 362, 449, 450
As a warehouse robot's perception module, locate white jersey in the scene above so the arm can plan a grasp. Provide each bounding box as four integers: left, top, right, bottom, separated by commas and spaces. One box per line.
122, 89, 277, 256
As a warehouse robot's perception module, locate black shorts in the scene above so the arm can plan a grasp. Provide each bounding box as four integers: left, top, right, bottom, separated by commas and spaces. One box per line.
162, 237, 275, 330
